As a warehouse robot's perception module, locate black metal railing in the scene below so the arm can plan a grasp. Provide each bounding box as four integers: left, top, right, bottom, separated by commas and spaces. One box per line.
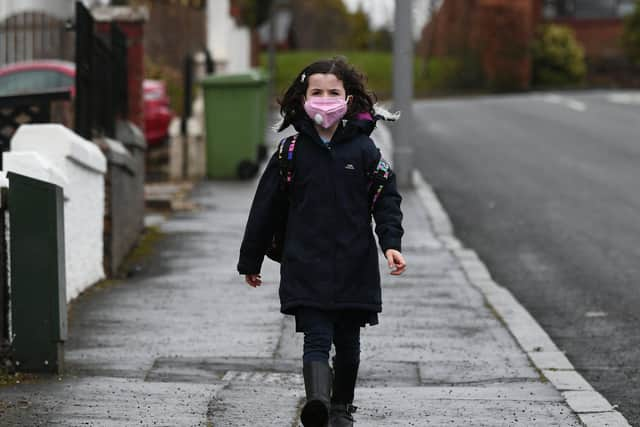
94, 35, 115, 138
74, 1, 128, 140
181, 49, 214, 135
74, 1, 94, 141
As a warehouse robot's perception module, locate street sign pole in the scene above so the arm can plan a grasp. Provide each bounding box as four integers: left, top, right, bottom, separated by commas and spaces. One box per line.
393, 0, 414, 188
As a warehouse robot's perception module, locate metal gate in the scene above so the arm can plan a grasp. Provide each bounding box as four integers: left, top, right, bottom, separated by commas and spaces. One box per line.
0, 11, 74, 66
74, 1, 128, 140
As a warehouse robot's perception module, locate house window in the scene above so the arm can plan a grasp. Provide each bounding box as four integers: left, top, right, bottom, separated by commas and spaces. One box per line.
618, 0, 636, 16
543, 0, 635, 19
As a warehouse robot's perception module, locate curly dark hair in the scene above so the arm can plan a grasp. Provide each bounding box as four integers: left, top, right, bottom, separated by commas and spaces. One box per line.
277, 56, 376, 132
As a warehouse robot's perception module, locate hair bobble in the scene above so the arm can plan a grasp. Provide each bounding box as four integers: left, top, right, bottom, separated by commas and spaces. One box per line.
300, 73, 306, 83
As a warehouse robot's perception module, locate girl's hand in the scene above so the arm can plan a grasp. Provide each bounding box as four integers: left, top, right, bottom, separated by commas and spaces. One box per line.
245, 274, 262, 287
385, 250, 407, 275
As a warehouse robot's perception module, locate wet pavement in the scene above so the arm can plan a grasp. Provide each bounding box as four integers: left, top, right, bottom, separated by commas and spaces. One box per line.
0, 126, 592, 426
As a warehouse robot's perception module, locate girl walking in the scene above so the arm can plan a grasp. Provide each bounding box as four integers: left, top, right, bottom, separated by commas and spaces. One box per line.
238, 57, 406, 427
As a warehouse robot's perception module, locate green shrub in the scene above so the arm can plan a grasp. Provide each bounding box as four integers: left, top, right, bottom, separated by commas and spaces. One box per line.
531, 24, 586, 87
623, 0, 640, 66
144, 56, 184, 116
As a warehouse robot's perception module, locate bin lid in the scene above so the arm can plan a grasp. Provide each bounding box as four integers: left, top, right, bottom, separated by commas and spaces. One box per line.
201, 69, 268, 87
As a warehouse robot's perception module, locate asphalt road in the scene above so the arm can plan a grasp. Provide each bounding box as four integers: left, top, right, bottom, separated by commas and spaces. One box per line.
413, 90, 640, 425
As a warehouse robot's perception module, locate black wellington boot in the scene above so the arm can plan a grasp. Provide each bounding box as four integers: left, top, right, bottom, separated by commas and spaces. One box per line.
329, 403, 357, 426
330, 360, 359, 426
301, 361, 332, 427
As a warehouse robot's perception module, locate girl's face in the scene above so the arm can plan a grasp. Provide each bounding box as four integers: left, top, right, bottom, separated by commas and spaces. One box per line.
305, 73, 347, 100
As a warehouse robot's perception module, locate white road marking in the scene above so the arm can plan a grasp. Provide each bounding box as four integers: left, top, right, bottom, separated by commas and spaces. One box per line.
425, 121, 451, 136
542, 94, 587, 112
585, 311, 608, 318
608, 92, 640, 105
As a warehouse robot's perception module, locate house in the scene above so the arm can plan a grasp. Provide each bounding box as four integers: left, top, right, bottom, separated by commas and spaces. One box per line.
419, 0, 637, 89
542, 0, 636, 64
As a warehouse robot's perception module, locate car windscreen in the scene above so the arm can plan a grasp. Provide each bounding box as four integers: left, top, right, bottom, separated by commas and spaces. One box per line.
0, 70, 73, 96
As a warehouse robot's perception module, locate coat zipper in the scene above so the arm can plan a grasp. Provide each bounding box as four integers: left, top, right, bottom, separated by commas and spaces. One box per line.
327, 142, 338, 304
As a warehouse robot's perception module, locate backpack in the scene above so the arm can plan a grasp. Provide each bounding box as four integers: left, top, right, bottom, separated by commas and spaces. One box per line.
265, 134, 392, 263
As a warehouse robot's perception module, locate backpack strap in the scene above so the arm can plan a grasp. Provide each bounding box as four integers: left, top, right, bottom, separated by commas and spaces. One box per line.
368, 156, 392, 212
276, 134, 298, 191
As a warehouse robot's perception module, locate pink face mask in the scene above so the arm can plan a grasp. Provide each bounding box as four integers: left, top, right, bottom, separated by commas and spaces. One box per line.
303, 97, 349, 129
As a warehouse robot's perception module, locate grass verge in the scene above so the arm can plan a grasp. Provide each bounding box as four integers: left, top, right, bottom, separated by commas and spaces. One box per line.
260, 50, 431, 100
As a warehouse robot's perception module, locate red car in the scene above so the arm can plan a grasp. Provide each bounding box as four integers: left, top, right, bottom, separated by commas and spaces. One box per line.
0, 60, 173, 146
142, 79, 174, 145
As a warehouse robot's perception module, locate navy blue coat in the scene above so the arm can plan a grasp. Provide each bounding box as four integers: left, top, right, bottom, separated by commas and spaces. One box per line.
237, 117, 403, 315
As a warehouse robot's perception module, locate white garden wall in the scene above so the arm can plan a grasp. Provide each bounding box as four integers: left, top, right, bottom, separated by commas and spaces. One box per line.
6, 124, 107, 301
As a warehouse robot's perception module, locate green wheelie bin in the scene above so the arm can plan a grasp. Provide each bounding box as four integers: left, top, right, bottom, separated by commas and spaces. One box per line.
201, 70, 268, 179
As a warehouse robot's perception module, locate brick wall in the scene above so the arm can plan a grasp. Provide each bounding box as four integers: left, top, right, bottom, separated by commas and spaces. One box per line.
94, 7, 148, 129
419, 0, 471, 58
119, 22, 145, 129
475, 0, 537, 89
550, 18, 625, 62
143, 2, 206, 72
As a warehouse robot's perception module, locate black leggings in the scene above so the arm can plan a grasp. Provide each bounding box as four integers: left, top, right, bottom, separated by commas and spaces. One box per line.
297, 308, 361, 365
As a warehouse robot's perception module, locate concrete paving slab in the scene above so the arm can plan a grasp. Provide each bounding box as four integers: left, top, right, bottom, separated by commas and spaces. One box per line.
209, 383, 302, 427
529, 351, 575, 370
0, 377, 219, 426
351, 385, 581, 427
563, 390, 613, 412
579, 411, 632, 427
418, 357, 538, 385
543, 370, 594, 391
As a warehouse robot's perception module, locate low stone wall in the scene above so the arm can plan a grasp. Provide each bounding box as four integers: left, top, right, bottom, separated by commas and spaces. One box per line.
98, 129, 146, 278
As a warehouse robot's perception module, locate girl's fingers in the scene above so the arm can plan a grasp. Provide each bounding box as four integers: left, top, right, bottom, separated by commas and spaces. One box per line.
390, 266, 405, 275
390, 253, 407, 275
245, 274, 262, 287
387, 250, 400, 269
